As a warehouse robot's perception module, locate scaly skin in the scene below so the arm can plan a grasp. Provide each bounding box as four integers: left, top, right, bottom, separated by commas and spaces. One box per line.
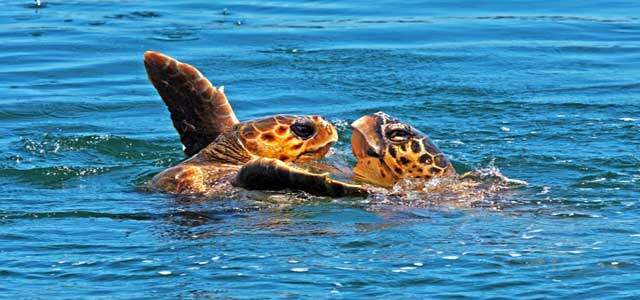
151, 115, 338, 194
235, 112, 456, 197
144, 51, 338, 195
144, 51, 455, 197
351, 112, 456, 188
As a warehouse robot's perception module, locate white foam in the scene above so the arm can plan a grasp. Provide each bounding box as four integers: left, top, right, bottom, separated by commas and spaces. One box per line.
290, 267, 309, 272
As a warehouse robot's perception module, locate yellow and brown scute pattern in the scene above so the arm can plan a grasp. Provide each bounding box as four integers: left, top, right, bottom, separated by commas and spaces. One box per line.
238, 115, 338, 163
351, 112, 455, 187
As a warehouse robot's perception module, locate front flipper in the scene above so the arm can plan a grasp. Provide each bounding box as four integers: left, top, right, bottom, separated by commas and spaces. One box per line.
233, 158, 367, 197
144, 51, 239, 157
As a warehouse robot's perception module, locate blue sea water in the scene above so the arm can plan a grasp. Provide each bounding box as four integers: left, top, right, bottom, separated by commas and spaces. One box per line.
1, 0, 639, 298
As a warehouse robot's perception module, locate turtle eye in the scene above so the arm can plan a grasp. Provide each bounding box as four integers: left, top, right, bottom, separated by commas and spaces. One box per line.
291, 119, 316, 140
386, 129, 411, 142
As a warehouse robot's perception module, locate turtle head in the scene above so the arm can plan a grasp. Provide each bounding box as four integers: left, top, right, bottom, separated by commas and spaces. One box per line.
350, 112, 455, 187
239, 115, 338, 163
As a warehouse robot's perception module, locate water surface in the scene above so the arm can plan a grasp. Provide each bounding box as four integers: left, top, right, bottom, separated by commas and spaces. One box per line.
1, 0, 639, 298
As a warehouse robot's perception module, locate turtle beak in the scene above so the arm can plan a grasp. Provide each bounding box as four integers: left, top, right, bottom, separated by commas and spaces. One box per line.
350, 113, 385, 159
324, 120, 338, 143
350, 113, 399, 187
294, 117, 338, 163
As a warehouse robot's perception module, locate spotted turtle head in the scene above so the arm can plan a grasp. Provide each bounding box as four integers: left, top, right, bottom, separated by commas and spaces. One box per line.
238, 115, 338, 163
350, 112, 455, 187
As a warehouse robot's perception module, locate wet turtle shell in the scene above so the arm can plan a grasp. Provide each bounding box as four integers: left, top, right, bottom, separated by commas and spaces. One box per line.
145, 52, 455, 198
236, 112, 457, 197
144, 51, 345, 196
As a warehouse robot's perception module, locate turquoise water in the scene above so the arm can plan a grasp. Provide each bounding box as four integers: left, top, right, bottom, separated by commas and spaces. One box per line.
2, 0, 640, 298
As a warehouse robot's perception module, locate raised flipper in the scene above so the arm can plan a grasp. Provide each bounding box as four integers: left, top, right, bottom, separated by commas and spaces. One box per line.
144, 51, 239, 157
233, 158, 368, 197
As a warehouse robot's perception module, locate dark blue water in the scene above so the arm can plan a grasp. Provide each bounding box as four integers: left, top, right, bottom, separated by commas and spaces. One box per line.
2, 0, 639, 298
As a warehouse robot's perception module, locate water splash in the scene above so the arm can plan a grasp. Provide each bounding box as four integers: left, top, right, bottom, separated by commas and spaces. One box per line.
363, 166, 527, 208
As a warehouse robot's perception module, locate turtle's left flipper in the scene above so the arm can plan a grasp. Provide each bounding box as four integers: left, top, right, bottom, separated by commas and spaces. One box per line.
233, 158, 367, 198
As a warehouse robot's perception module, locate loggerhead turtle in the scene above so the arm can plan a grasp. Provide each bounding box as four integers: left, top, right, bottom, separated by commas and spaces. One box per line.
350, 112, 456, 187
144, 51, 363, 196
236, 112, 456, 195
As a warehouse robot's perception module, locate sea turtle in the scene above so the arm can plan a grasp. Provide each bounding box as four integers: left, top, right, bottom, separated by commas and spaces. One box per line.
350, 112, 456, 187
236, 112, 520, 209
143, 51, 363, 196
236, 112, 457, 195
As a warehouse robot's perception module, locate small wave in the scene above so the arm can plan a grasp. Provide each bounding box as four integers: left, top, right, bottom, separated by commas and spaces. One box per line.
104, 11, 161, 20
18, 134, 178, 161
461, 167, 529, 186
364, 166, 526, 208
532, 83, 640, 95
0, 100, 159, 121
22, 1, 48, 9
2, 210, 157, 221
571, 172, 632, 189
0, 166, 116, 188
357, 18, 432, 25
150, 27, 200, 42
257, 47, 305, 54
259, 24, 325, 29
443, 15, 633, 23
551, 211, 603, 218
